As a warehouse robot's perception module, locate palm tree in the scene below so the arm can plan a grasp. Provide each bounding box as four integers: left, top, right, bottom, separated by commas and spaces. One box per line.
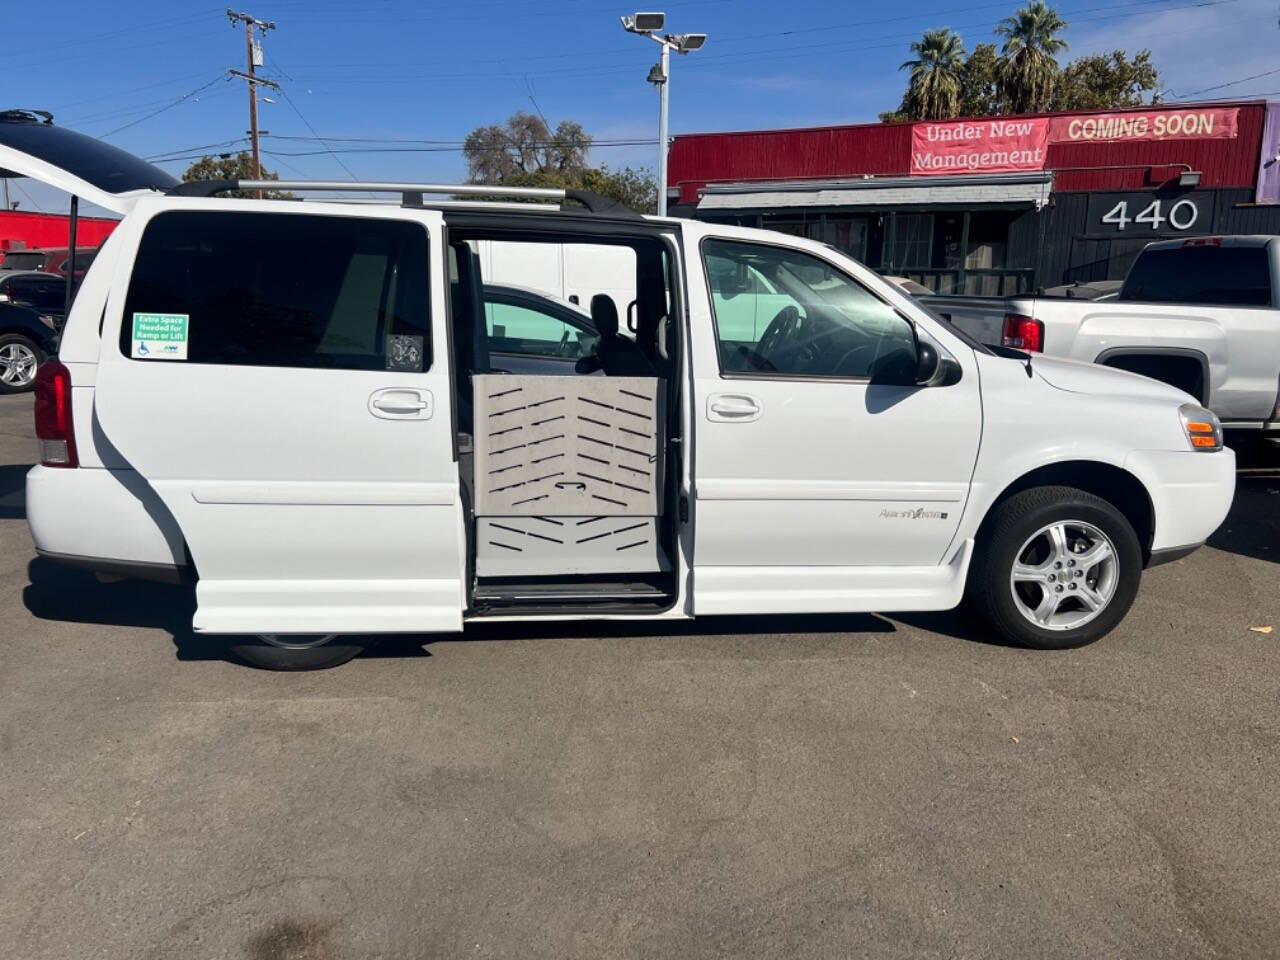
899, 29, 967, 120
996, 1, 1068, 113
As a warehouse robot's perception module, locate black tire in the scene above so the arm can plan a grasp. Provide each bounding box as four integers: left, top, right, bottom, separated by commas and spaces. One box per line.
0, 333, 45, 394
230, 635, 368, 671
966, 485, 1143, 650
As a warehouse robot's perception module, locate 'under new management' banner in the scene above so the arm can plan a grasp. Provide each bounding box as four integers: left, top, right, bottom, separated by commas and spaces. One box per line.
909, 107, 1239, 176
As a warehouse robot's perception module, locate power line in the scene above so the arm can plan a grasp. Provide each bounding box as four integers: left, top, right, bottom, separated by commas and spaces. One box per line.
66, 85, 236, 127
267, 2, 1251, 90
277, 88, 372, 188
49, 68, 229, 113
10, 181, 46, 213
1172, 66, 1280, 99
100, 75, 228, 138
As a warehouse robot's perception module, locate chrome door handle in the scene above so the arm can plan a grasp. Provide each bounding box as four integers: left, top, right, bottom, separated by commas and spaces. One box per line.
707, 394, 762, 422
369, 388, 433, 420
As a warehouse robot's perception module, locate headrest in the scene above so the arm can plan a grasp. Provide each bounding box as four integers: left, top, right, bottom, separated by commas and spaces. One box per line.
590, 294, 618, 337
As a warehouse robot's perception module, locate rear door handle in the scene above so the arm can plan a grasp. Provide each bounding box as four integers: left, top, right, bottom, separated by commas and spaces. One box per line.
707, 394, 762, 423
369, 387, 433, 420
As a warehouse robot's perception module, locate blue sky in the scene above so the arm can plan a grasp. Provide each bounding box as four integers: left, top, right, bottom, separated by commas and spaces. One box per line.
9, 0, 1278, 215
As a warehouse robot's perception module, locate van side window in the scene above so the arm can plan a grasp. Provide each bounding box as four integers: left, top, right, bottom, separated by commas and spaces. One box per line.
703, 238, 916, 380
120, 211, 431, 370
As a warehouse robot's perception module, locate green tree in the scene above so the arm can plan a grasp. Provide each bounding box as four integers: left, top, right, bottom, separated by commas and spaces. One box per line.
463, 111, 592, 184
1052, 50, 1160, 111
464, 112, 657, 214
959, 43, 1003, 116
493, 165, 658, 216
181, 151, 290, 199
577, 166, 658, 214
898, 28, 967, 120
996, 0, 1069, 113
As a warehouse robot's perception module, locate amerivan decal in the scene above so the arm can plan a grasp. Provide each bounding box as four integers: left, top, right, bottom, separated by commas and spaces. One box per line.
132, 312, 189, 360
880, 507, 949, 520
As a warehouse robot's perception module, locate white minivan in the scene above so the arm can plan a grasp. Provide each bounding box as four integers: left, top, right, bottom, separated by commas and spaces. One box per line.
7, 115, 1236, 668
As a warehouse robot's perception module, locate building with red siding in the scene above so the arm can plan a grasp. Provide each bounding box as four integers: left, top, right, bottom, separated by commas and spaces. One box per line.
0, 209, 118, 260
668, 100, 1280, 294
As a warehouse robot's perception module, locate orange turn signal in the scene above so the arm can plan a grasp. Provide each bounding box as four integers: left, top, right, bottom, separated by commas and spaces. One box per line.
1186, 421, 1216, 434
1190, 435, 1218, 448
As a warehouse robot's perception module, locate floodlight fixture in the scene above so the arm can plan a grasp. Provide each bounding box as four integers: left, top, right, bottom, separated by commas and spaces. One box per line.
673, 33, 706, 53
621, 11, 665, 33
1178, 169, 1203, 187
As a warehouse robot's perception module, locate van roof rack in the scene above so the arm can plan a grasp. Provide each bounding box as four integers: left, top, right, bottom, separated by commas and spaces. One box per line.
167, 179, 643, 219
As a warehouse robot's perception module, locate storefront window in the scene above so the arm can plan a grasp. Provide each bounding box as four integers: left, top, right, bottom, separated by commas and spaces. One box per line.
890, 213, 933, 270
827, 216, 870, 261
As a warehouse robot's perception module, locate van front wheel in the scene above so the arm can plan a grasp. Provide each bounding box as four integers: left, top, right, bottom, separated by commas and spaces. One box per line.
967, 485, 1143, 650
231, 634, 367, 670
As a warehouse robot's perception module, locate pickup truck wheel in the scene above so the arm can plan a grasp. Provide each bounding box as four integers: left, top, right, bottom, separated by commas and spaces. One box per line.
968, 486, 1142, 650
230, 634, 367, 670
0, 334, 44, 393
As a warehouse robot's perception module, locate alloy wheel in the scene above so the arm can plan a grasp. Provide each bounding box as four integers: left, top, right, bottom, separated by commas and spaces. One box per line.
0, 342, 38, 387
1008, 519, 1119, 631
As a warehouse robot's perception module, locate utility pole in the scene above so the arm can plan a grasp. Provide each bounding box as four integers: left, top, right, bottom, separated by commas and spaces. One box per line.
226, 9, 276, 197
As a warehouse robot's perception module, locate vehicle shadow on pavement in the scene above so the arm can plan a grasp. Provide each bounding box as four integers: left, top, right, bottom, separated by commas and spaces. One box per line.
1207, 477, 1279, 564
0, 463, 31, 520
22, 556, 1014, 666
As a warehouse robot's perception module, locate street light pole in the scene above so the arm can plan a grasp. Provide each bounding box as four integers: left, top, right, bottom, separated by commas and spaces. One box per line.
657, 41, 670, 217
621, 13, 706, 217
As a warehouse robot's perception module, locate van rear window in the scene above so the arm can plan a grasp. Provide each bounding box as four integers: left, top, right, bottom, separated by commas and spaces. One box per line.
120, 211, 431, 370
1120, 245, 1272, 306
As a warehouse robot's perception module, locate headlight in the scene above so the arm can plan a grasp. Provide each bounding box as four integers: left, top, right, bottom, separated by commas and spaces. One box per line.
1179, 403, 1223, 452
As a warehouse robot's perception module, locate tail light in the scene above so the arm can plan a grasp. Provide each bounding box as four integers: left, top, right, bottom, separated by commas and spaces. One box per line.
1002, 313, 1044, 352
33, 359, 77, 468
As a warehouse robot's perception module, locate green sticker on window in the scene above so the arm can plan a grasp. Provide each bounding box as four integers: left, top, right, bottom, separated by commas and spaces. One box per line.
131, 312, 189, 360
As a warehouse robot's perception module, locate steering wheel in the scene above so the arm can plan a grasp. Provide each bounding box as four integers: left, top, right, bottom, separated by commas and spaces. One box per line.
831, 344, 876, 376
755, 305, 801, 365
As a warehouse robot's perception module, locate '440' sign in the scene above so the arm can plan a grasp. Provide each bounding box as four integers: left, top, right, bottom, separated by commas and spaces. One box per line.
1088, 192, 1212, 234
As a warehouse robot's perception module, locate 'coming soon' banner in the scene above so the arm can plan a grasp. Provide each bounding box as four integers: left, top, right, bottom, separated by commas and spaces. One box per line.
910, 107, 1239, 176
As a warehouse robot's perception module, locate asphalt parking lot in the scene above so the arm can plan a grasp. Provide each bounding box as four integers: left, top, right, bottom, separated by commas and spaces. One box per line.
0, 392, 1277, 960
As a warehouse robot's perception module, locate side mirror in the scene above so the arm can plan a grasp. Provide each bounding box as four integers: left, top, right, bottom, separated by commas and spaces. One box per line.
915, 340, 961, 387
915, 341, 942, 385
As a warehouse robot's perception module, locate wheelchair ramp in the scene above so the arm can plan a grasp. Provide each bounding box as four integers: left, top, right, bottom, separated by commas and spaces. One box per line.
473, 375, 667, 577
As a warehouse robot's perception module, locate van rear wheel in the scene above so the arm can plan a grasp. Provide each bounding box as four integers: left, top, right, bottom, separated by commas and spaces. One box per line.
967, 485, 1142, 650
231, 634, 367, 670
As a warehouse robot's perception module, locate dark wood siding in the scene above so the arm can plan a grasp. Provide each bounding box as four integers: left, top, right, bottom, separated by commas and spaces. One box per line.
1037, 187, 1280, 285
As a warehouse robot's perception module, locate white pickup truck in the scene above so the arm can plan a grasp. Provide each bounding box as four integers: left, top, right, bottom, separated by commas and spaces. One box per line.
2, 113, 1236, 669
930, 236, 1280, 437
